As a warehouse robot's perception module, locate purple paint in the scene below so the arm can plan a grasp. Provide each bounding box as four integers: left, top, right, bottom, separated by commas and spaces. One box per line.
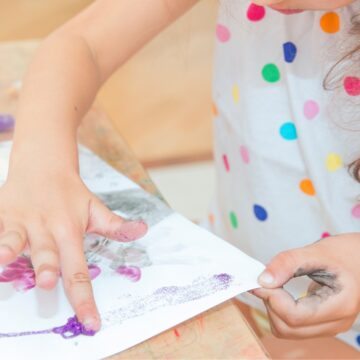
0, 257, 101, 291
88, 264, 101, 280
0, 114, 15, 132
0, 273, 232, 340
0, 256, 35, 291
0, 316, 95, 339
116, 265, 141, 282
102, 273, 233, 327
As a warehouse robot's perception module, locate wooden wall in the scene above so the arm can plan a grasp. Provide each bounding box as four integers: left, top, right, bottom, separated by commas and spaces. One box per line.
0, 0, 217, 166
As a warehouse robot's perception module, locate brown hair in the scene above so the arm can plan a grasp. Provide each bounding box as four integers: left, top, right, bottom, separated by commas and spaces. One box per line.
323, 15, 360, 182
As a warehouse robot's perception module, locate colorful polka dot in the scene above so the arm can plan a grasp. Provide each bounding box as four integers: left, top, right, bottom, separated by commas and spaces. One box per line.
351, 204, 360, 219
247, 3, 266, 22
208, 213, 215, 224
262, 64, 280, 83
325, 153, 342, 172
223, 154, 230, 172
253, 204, 268, 221
320, 12, 340, 33
321, 232, 330, 238
240, 145, 250, 164
232, 84, 240, 103
216, 24, 231, 42
212, 102, 218, 116
299, 179, 316, 196
343, 76, 360, 96
356, 334, 360, 346
279, 122, 297, 140
303, 100, 319, 120
283, 42, 297, 63
229, 211, 238, 229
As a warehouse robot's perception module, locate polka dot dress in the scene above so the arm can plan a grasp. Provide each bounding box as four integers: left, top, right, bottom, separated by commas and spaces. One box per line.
210, 0, 360, 350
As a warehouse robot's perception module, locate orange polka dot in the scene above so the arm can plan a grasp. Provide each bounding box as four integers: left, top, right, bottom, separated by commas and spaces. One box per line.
208, 213, 215, 224
320, 12, 340, 33
299, 179, 316, 196
211, 102, 218, 117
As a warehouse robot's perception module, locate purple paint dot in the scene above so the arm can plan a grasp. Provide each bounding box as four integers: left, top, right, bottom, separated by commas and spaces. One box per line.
216, 24, 231, 42
303, 100, 319, 120
0, 114, 15, 132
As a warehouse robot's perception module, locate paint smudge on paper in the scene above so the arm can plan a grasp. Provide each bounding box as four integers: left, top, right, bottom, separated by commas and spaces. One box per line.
102, 273, 233, 328
0, 273, 232, 340
116, 266, 141, 282
0, 256, 101, 291
0, 316, 95, 339
88, 264, 101, 280
0, 256, 35, 291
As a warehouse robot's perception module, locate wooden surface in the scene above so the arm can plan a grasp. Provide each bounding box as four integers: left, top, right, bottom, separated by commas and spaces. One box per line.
1, 0, 216, 166
0, 40, 269, 359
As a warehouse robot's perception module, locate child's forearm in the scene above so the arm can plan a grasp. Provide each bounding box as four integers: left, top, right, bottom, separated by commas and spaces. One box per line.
10, 0, 197, 175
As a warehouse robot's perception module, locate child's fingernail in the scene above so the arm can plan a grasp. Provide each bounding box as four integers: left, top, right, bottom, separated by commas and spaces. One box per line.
83, 317, 98, 331
258, 271, 274, 285
38, 270, 57, 288
119, 220, 148, 241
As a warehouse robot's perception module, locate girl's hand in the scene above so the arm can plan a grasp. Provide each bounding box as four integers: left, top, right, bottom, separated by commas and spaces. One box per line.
252, 233, 360, 339
0, 169, 147, 331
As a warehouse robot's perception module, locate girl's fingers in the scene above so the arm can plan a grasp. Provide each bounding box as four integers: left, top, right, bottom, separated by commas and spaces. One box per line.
0, 223, 27, 264
28, 230, 59, 290
87, 199, 147, 242
265, 302, 354, 339
57, 229, 100, 331
253, 287, 348, 327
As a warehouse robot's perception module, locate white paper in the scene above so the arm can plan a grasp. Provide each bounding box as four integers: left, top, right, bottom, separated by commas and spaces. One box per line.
0, 142, 265, 360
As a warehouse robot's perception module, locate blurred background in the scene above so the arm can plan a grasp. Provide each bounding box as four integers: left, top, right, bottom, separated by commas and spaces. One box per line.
0, 0, 218, 221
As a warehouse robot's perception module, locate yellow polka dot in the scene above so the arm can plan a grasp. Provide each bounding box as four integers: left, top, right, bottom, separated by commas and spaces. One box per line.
299, 179, 316, 196
320, 12, 340, 33
232, 85, 240, 103
326, 153, 342, 171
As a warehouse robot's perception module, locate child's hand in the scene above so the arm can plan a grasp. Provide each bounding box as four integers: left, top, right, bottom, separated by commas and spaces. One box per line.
252, 233, 360, 339
0, 170, 147, 331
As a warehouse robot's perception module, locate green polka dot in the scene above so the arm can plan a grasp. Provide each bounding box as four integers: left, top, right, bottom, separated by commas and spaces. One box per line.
262, 63, 280, 83
229, 211, 238, 229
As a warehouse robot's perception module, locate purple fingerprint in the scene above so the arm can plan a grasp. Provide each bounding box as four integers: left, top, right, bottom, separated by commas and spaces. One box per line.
116, 265, 141, 282
88, 264, 101, 280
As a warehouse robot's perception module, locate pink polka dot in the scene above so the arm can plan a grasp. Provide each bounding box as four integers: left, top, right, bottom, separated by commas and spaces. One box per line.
351, 204, 360, 218
303, 100, 319, 120
247, 3, 266, 22
222, 154, 230, 172
343, 76, 360, 96
240, 145, 250, 164
216, 24, 231, 42
321, 232, 330, 238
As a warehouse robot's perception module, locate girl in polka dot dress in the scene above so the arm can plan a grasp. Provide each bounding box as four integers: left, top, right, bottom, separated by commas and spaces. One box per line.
1, 0, 360, 355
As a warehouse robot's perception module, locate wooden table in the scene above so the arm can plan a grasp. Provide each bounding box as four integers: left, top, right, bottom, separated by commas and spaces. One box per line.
0, 40, 269, 359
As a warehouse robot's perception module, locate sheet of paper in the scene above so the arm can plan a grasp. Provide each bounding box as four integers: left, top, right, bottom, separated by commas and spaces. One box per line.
0, 142, 265, 360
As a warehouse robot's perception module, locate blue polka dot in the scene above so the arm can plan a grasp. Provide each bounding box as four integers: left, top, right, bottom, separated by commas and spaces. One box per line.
253, 205, 268, 221
356, 334, 360, 346
279, 122, 297, 140
283, 42, 297, 63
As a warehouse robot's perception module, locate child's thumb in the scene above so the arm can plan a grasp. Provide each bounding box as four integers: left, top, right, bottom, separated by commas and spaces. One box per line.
258, 248, 306, 288
87, 198, 148, 242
